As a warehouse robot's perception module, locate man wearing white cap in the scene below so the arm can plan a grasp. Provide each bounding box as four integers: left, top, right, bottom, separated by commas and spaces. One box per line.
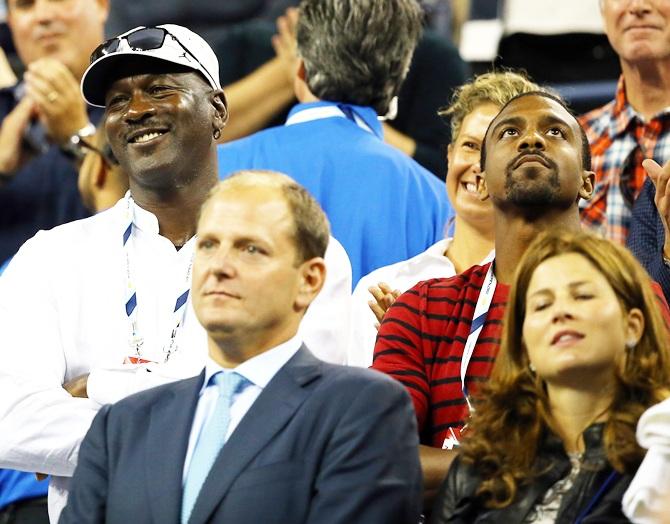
0, 24, 351, 522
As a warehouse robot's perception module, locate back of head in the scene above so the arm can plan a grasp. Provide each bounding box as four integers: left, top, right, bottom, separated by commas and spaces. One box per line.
439, 71, 540, 141
206, 171, 331, 263
297, 0, 423, 115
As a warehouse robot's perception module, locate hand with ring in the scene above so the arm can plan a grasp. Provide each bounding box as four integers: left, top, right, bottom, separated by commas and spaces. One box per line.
24, 58, 90, 145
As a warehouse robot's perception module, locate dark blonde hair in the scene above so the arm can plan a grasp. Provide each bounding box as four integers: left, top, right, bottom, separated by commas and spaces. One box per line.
438, 71, 540, 141
461, 230, 670, 508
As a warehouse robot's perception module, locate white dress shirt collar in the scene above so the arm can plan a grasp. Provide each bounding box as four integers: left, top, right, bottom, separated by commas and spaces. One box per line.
118, 192, 158, 235
201, 333, 303, 393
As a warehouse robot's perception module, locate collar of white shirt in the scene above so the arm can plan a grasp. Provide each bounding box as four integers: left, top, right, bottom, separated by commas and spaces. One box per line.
200, 333, 303, 393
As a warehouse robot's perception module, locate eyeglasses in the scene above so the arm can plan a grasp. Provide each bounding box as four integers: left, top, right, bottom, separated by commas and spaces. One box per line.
90, 27, 216, 89
80, 138, 119, 167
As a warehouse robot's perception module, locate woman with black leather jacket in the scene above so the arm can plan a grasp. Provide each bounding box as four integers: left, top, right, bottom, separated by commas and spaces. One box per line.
430, 231, 670, 524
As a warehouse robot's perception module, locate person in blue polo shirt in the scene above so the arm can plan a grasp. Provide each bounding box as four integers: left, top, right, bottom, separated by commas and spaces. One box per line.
217, 0, 452, 286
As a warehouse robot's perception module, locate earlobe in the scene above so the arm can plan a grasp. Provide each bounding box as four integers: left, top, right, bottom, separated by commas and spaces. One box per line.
295, 258, 326, 311
210, 90, 228, 141
212, 90, 229, 128
624, 308, 645, 349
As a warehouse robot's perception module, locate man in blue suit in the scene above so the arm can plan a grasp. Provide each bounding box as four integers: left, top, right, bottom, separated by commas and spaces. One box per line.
60, 171, 422, 524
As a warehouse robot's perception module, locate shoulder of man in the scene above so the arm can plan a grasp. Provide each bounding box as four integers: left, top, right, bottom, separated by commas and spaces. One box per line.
297, 347, 410, 400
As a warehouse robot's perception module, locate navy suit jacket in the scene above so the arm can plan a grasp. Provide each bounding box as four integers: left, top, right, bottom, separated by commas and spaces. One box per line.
60, 346, 422, 524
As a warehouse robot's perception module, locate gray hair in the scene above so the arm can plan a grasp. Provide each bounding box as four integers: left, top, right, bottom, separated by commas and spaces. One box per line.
297, 0, 423, 115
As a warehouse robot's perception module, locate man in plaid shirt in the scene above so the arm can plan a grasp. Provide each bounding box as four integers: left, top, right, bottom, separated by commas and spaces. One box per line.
580, 0, 670, 300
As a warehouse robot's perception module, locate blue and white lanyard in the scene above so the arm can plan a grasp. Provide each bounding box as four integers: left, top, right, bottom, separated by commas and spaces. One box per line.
123, 198, 193, 362
460, 262, 497, 413
285, 104, 376, 134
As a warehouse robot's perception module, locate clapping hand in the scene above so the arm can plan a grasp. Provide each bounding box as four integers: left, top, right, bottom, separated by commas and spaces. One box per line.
368, 282, 402, 329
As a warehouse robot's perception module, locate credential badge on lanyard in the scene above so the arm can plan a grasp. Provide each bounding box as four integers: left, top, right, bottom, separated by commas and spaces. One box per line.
123, 197, 194, 364
443, 263, 497, 449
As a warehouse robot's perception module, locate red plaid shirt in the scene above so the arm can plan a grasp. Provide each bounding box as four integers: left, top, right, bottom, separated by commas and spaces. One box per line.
579, 76, 670, 244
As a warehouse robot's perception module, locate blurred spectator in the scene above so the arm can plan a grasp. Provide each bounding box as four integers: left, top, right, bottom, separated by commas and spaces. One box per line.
218, 0, 452, 285
0, 0, 108, 265
581, 1, 670, 247
75, 125, 127, 213
431, 230, 670, 522
348, 71, 538, 367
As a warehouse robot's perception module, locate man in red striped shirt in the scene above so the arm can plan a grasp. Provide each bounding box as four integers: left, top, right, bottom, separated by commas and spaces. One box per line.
372, 91, 596, 503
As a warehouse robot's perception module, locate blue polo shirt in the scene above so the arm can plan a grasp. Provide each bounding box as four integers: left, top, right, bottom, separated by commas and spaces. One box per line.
217, 101, 452, 285
0, 470, 48, 509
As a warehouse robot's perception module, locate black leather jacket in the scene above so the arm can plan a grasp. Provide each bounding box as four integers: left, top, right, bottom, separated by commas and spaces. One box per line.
430, 424, 634, 524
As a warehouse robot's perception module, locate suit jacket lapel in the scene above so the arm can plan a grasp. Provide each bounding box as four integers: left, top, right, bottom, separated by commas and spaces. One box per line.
189, 346, 322, 524
146, 372, 204, 524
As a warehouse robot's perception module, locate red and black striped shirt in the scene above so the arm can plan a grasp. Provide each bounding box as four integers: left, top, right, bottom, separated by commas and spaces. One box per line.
372, 262, 507, 448
373, 260, 670, 449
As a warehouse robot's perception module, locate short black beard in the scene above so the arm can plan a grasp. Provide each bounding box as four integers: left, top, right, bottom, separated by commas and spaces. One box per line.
504, 157, 562, 208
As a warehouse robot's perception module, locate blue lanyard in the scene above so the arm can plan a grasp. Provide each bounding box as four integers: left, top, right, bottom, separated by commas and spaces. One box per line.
461, 262, 497, 412
123, 197, 193, 362
574, 470, 620, 524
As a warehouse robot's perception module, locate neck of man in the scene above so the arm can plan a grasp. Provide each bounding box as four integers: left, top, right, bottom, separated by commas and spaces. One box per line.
492, 205, 582, 285
207, 322, 300, 368
546, 379, 614, 454
620, 58, 670, 119
130, 169, 218, 248
445, 215, 494, 273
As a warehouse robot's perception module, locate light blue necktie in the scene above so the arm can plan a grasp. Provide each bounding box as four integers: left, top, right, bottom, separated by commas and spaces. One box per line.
181, 371, 247, 524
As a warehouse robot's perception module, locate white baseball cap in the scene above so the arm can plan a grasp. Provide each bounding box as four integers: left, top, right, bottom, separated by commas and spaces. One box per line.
81, 24, 221, 107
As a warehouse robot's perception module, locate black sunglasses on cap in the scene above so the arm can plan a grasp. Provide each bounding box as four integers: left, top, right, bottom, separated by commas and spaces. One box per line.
89, 27, 216, 88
